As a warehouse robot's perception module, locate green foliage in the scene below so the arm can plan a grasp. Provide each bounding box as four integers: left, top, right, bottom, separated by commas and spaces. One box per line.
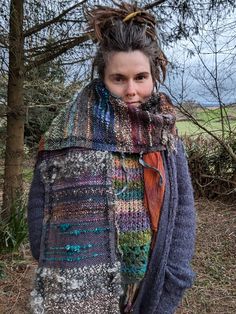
24, 59, 66, 147
25, 106, 60, 148
0, 196, 28, 253
23, 167, 33, 183
183, 135, 236, 200
24, 58, 80, 149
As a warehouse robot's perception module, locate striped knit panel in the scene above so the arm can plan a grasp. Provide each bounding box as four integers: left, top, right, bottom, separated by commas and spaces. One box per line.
112, 153, 152, 284
31, 149, 122, 314
39, 81, 175, 154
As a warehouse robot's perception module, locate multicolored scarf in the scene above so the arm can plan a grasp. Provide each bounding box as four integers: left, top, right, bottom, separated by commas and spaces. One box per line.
39, 79, 176, 154
39, 79, 176, 261
33, 80, 177, 313
39, 78, 176, 234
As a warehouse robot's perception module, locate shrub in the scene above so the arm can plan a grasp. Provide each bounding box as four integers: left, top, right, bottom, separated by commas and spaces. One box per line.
183, 135, 236, 201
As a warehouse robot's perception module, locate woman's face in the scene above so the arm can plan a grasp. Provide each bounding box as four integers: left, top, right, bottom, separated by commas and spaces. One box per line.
104, 50, 154, 108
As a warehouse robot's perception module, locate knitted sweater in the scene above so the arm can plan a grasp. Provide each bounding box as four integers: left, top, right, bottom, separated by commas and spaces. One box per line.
28, 81, 196, 314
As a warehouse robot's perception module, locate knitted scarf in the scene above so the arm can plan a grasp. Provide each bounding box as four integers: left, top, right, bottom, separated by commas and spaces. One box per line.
33, 80, 177, 313
39, 78, 176, 261
39, 79, 176, 153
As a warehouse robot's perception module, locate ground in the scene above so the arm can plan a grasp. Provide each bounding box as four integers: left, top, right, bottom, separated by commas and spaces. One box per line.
176, 199, 235, 314
0, 199, 235, 314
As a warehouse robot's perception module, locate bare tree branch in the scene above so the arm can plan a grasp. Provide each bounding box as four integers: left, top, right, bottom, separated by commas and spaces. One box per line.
200, 174, 236, 186
0, 36, 8, 48
25, 37, 82, 55
25, 33, 91, 71
23, 0, 88, 38
144, 0, 167, 10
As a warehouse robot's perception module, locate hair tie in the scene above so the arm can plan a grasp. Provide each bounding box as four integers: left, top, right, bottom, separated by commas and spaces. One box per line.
123, 11, 143, 22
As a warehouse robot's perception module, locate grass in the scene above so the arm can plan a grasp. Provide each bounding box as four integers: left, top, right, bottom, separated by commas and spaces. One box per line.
22, 167, 33, 183
176, 120, 235, 136
196, 107, 235, 121
176, 200, 235, 314
177, 106, 236, 136
0, 247, 36, 314
0, 198, 28, 254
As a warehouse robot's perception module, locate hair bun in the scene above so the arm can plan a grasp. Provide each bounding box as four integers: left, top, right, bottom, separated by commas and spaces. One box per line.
86, 2, 157, 43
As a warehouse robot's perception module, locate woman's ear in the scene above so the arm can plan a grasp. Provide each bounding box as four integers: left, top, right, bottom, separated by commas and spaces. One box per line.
154, 81, 159, 93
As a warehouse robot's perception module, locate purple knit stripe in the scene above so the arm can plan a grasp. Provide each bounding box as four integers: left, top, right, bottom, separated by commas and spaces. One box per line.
116, 211, 151, 232
44, 234, 109, 256
47, 213, 107, 224
48, 205, 108, 222
51, 175, 106, 191
45, 223, 109, 249
115, 171, 143, 184
41, 251, 110, 268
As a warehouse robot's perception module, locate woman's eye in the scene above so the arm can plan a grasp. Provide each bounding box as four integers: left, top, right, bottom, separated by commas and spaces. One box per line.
136, 75, 146, 81
113, 76, 125, 82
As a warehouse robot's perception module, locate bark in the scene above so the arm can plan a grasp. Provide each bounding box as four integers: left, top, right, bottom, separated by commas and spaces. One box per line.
2, 0, 24, 219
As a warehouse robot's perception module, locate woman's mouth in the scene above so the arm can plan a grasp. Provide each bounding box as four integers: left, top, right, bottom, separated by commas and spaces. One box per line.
125, 101, 141, 107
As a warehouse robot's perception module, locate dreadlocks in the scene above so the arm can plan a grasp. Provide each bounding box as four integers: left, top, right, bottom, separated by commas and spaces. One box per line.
86, 1, 167, 83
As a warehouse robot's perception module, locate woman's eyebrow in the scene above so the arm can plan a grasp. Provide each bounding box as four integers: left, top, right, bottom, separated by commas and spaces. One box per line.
109, 72, 150, 77
135, 72, 150, 76
109, 73, 126, 78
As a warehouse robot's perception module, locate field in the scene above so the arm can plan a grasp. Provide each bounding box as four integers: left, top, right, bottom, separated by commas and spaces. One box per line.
176, 105, 236, 136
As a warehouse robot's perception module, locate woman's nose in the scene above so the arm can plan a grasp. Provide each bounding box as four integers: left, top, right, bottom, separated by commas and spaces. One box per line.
126, 80, 136, 96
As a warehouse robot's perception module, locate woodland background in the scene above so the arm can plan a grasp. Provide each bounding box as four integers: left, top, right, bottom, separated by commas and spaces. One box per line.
0, 1, 235, 313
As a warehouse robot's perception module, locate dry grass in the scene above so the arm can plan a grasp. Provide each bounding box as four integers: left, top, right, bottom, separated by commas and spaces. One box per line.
0, 247, 37, 314
177, 199, 236, 314
0, 199, 235, 313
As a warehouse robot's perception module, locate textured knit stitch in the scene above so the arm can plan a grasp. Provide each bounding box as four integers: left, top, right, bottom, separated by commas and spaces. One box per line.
39, 80, 177, 154
28, 80, 195, 314
28, 144, 195, 314
112, 153, 152, 284
31, 263, 121, 314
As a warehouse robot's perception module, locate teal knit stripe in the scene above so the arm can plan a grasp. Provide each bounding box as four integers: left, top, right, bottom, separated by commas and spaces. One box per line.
61, 227, 110, 235
44, 252, 106, 262
46, 242, 108, 255
116, 191, 143, 201
46, 223, 107, 232
122, 264, 148, 276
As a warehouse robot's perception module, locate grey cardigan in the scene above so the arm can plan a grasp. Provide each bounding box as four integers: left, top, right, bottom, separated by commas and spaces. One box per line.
132, 140, 196, 313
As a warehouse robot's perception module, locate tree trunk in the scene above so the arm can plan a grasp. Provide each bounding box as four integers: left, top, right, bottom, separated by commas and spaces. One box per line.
2, 0, 24, 220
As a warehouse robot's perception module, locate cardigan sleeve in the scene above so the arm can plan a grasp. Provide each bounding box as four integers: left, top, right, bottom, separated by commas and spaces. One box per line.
27, 157, 45, 261
156, 139, 196, 314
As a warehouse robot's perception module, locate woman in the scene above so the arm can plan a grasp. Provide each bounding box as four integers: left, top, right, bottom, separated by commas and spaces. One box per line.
28, 2, 196, 313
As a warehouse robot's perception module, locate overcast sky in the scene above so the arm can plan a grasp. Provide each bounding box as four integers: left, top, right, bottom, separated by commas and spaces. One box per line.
164, 14, 236, 106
